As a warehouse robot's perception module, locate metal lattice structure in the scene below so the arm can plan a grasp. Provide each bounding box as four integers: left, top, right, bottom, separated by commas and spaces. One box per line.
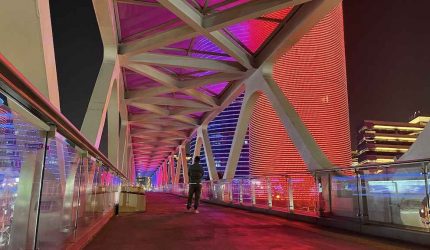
83, 0, 343, 183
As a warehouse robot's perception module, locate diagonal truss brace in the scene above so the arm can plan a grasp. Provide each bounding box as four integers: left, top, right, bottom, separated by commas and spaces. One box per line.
223, 68, 333, 179
192, 126, 219, 181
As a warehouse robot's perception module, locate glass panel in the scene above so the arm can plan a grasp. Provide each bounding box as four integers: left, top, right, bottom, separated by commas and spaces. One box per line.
76, 158, 98, 233
360, 163, 428, 228
37, 135, 80, 249
330, 169, 359, 218
0, 100, 47, 249
94, 166, 109, 219
291, 175, 318, 214
270, 177, 289, 211
240, 179, 253, 205
218, 182, 232, 203
254, 178, 269, 208
231, 179, 240, 204
200, 182, 211, 200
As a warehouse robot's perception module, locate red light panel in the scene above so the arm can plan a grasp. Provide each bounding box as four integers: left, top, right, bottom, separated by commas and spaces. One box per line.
249, 5, 351, 201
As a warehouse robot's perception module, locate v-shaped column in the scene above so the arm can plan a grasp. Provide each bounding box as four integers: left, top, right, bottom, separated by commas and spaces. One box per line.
193, 126, 219, 181
224, 68, 333, 179
174, 152, 182, 184
168, 155, 175, 184
163, 161, 169, 185
179, 146, 189, 184
174, 145, 189, 184
81, 0, 120, 149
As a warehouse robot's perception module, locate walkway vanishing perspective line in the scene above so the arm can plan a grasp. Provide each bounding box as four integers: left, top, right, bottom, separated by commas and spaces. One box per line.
85, 193, 423, 250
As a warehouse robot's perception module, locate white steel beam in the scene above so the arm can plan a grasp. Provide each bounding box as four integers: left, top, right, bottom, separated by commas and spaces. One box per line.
119, 25, 197, 56
82, 0, 119, 148
179, 145, 189, 184
192, 137, 203, 162
129, 102, 170, 116
108, 81, 120, 167
197, 126, 219, 181
125, 63, 219, 106
177, 72, 245, 89
170, 107, 214, 116
116, 0, 162, 7
174, 150, 182, 184
125, 86, 174, 99
128, 53, 246, 73
224, 69, 333, 179
126, 96, 212, 109
169, 155, 175, 184
125, 63, 178, 87
158, 0, 253, 69
0, 0, 61, 108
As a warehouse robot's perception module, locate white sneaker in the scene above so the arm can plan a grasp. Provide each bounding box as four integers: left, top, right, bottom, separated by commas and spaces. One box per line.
194, 209, 199, 214
186, 208, 193, 213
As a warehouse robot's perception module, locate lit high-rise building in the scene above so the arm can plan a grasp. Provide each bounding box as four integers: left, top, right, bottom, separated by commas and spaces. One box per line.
190, 94, 249, 179
357, 116, 429, 164
191, 4, 351, 190
249, 4, 351, 204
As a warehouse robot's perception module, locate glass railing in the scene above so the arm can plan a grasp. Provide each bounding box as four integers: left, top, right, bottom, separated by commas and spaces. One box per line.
317, 161, 430, 230
161, 160, 430, 232
161, 175, 319, 215
0, 54, 126, 248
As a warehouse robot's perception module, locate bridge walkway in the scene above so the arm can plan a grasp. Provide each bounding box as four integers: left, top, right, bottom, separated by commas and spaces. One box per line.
85, 193, 423, 250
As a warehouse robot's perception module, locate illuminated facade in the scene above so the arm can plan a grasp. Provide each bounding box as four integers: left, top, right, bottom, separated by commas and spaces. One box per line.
190, 94, 249, 179
357, 117, 429, 164
249, 4, 351, 202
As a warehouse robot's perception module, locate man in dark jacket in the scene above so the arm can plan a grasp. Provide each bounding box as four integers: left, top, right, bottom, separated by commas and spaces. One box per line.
187, 156, 204, 213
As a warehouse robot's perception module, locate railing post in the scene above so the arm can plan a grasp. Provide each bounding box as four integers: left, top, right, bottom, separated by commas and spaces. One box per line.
239, 179, 243, 205
355, 168, 368, 222
251, 179, 256, 206
316, 174, 327, 217
355, 169, 362, 220
213, 181, 218, 200
266, 177, 272, 209
229, 181, 233, 203
74, 155, 85, 231
327, 173, 332, 213
423, 162, 430, 230
288, 177, 294, 213
221, 183, 225, 202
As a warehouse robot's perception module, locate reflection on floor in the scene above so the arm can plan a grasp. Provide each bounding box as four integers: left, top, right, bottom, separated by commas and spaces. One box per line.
85, 193, 425, 250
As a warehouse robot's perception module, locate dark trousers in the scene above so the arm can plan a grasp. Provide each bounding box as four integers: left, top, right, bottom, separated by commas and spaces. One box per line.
187, 184, 202, 209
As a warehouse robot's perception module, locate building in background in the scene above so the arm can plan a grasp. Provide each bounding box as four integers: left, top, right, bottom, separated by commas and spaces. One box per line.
189, 94, 250, 179
249, 1, 351, 206
351, 150, 359, 166
357, 116, 429, 164
190, 5, 351, 193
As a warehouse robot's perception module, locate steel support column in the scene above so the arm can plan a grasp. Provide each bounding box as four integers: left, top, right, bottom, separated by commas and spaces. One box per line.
195, 126, 219, 181
224, 69, 333, 179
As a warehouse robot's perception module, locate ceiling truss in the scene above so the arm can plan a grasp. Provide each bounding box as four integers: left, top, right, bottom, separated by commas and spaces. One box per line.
110, 0, 334, 175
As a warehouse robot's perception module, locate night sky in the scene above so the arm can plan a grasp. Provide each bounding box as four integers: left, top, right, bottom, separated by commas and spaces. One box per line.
49, 0, 430, 151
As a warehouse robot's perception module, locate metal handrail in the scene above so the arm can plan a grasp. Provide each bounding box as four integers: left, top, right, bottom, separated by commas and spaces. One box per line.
0, 53, 126, 179
314, 158, 430, 173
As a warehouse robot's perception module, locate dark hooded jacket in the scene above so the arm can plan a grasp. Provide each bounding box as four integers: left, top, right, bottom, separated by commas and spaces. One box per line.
188, 162, 204, 184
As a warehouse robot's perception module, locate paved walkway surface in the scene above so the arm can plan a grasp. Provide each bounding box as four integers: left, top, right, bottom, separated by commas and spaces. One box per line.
85, 193, 424, 250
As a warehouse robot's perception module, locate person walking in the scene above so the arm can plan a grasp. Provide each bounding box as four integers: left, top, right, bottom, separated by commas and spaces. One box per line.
187, 156, 204, 214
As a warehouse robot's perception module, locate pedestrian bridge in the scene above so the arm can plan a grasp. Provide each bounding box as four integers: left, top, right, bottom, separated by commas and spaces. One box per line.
1, 0, 430, 249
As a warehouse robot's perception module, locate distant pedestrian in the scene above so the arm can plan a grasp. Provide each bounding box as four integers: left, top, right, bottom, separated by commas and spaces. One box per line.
187, 156, 204, 213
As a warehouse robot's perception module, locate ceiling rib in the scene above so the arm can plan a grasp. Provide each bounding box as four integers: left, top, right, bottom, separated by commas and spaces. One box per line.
112, 0, 324, 174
